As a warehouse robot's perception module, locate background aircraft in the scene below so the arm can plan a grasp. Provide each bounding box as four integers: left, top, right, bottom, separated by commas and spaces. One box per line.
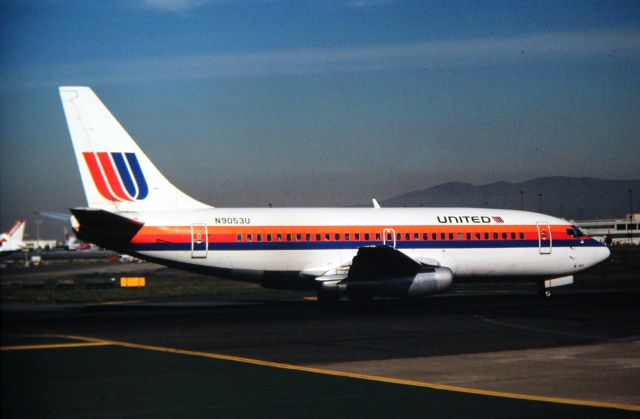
0, 220, 26, 256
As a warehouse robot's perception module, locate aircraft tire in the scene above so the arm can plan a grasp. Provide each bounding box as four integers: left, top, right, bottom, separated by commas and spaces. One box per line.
537, 282, 552, 298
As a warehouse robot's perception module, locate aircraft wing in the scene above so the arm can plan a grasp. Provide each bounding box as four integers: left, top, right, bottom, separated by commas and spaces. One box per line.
38, 211, 73, 222
347, 245, 421, 280
316, 245, 453, 298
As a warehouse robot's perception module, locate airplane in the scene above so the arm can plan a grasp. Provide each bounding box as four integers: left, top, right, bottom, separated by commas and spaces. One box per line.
38, 211, 97, 251
59, 86, 610, 302
0, 220, 26, 257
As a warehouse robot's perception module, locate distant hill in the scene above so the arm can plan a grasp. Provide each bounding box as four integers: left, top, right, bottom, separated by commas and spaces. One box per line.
381, 177, 640, 220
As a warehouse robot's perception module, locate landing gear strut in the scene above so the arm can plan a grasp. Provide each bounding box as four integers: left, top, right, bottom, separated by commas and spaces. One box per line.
538, 282, 552, 298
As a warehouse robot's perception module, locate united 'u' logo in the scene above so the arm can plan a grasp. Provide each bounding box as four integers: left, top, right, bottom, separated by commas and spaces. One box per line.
83, 152, 148, 202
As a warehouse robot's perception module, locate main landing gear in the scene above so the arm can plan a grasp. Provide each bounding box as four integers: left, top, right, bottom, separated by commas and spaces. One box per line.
317, 291, 374, 308
538, 282, 553, 298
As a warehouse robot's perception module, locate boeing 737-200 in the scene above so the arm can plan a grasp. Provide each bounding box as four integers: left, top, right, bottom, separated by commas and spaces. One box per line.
59, 86, 610, 302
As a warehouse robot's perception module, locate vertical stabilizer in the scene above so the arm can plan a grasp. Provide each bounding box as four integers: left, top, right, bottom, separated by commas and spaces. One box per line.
0, 220, 26, 254
59, 86, 210, 212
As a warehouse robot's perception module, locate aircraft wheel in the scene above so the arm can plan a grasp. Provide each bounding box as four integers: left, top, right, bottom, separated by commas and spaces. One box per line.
537, 282, 552, 298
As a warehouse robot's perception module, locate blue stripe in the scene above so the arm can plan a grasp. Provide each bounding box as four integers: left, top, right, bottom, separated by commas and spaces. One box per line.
125, 153, 148, 199
112, 153, 137, 198
129, 239, 603, 252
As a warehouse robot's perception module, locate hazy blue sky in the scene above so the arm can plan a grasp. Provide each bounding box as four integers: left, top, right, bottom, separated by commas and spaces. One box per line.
1, 0, 639, 238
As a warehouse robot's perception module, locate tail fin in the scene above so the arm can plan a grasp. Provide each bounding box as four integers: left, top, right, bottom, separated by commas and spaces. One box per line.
1, 220, 26, 253
7, 220, 26, 242
59, 86, 210, 212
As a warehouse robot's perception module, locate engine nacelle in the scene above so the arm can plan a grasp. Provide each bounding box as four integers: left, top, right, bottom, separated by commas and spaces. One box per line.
323, 267, 453, 298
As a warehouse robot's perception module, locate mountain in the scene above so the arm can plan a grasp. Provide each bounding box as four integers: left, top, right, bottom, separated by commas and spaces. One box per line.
381, 177, 640, 220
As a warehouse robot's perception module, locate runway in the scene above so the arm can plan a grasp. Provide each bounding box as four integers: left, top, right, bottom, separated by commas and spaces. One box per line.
2, 287, 639, 417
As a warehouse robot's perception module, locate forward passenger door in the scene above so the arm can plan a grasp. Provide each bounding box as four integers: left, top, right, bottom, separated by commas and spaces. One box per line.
537, 222, 552, 254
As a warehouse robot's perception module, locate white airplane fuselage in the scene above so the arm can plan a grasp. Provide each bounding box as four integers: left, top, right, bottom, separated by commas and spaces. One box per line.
111, 207, 609, 288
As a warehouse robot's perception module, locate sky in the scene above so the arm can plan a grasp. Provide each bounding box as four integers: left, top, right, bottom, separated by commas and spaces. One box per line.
1, 0, 640, 239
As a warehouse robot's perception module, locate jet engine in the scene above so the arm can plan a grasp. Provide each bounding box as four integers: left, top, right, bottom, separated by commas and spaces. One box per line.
322, 267, 453, 298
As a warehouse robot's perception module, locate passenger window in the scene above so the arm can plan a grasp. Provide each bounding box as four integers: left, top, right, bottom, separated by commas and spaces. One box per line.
405, 233, 411, 241
510, 233, 516, 240
325, 233, 331, 241
449, 233, 454, 240
502, 233, 507, 240
355, 233, 360, 240
247, 234, 253, 242
335, 233, 340, 241
432, 233, 437, 240
376, 233, 381, 241
441, 233, 446, 240
257, 234, 262, 242
365, 233, 370, 241
267, 234, 272, 242
484, 233, 489, 240
519, 232, 524, 240
476, 233, 481, 240
345, 233, 350, 241
305, 234, 311, 241
493, 233, 498, 240
236, 234, 242, 242
458, 233, 464, 240
316, 234, 321, 241
466, 233, 471, 240
277, 234, 283, 241
296, 234, 301, 241
423, 233, 428, 240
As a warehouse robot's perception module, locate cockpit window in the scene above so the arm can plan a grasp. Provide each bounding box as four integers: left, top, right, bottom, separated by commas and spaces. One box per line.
567, 226, 585, 238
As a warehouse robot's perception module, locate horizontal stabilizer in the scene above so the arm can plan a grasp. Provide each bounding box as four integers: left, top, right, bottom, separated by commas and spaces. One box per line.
70, 208, 143, 250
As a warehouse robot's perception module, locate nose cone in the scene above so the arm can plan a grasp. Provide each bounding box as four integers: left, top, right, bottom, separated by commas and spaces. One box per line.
591, 244, 611, 267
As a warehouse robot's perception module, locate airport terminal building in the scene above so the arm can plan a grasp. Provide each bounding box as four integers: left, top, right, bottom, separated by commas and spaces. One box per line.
574, 214, 640, 246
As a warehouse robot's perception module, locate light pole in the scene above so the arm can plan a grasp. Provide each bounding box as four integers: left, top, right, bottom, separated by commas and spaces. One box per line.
629, 189, 634, 245
35, 218, 42, 248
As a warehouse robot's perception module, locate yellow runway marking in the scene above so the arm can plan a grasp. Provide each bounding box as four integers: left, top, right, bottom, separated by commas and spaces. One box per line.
91, 300, 144, 306
1, 341, 112, 351
45, 334, 639, 412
